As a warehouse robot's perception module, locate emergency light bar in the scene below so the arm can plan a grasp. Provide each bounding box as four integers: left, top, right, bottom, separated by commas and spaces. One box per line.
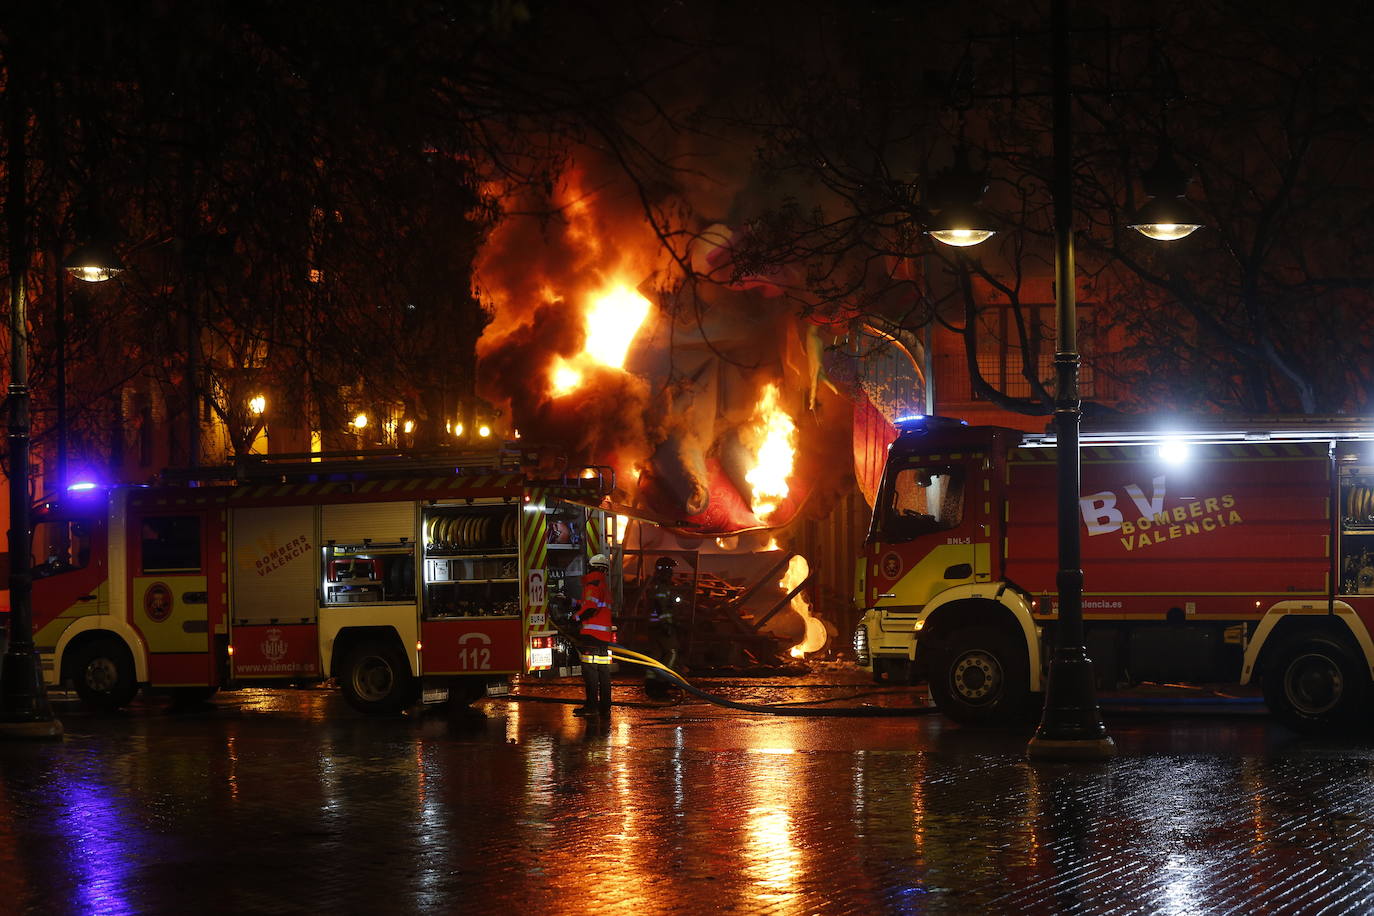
1020, 416, 1374, 448
894, 415, 970, 434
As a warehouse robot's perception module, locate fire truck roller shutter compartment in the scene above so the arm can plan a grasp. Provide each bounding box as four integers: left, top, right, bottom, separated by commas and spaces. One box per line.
321, 501, 415, 545
231, 505, 318, 624
229, 504, 323, 679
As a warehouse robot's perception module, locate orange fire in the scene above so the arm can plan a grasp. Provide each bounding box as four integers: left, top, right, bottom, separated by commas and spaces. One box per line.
778, 554, 827, 658
744, 383, 796, 521
549, 282, 651, 397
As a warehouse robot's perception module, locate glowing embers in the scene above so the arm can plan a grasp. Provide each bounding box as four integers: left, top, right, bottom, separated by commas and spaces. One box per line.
744, 383, 797, 521
548, 282, 652, 397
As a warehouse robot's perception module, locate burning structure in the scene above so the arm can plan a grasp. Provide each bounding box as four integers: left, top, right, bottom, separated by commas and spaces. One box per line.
473, 163, 860, 664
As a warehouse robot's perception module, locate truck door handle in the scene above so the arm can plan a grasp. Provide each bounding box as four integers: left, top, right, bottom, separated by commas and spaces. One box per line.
77, 594, 97, 602
182, 592, 209, 604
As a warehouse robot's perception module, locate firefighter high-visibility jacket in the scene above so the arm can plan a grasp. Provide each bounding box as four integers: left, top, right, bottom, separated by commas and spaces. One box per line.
577, 569, 614, 640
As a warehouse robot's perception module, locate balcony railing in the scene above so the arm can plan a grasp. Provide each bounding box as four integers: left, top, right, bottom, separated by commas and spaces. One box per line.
934, 352, 1122, 404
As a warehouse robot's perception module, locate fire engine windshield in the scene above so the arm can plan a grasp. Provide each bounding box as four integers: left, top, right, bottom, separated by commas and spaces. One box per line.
877, 465, 965, 542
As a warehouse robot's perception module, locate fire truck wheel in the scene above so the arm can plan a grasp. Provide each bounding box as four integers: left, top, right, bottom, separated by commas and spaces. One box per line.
340, 640, 419, 715
929, 626, 1030, 726
1263, 635, 1369, 734
69, 637, 139, 713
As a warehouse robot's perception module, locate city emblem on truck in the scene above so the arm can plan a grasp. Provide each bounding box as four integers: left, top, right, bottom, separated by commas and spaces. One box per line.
144, 582, 173, 623
261, 628, 288, 663
881, 551, 903, 580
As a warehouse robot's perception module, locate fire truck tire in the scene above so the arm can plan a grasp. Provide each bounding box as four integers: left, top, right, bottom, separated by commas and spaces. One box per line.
339, 640, 419, 715
69, 637, 139, 713
929, 626, 1030, 726
1262, 635, 1370, 734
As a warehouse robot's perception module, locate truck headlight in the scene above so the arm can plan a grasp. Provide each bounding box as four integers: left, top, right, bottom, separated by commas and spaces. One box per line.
852, 625, 870, 666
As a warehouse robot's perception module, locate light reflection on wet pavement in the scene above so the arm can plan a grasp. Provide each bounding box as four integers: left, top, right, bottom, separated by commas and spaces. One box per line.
1, 669, 1372, 915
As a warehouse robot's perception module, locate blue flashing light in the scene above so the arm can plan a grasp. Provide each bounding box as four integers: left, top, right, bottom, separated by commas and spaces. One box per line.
894, 415, 969, 433
66, 481, 100, 492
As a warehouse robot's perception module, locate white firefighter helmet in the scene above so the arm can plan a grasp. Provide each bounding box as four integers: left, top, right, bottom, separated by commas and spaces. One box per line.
588, 553, 611, 570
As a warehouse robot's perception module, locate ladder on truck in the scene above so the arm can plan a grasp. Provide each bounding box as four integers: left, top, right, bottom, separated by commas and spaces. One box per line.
159, 447, 616, 495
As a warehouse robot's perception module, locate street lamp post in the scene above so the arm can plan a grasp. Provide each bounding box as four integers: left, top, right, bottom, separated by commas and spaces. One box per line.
2, 70, 62, 738
1025, 0, 1115, 760
1, 72, 121, 739
924, 0, 1200, 759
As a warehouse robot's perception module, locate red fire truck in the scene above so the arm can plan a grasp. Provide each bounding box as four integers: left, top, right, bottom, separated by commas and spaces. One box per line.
8, 449, 615, 714
852, 415, 1374, 734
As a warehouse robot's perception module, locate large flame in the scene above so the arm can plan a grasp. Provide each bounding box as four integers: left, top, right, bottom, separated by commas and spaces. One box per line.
549, 282, 651, 397
745, 383, 797, 520
586, 285, 650, 366
779, 553, 827, 658
550, 360, 583, 396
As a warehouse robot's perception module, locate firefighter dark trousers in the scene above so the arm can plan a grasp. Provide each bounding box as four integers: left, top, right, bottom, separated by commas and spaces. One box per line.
580, 640, 612, 712
644, 622, 679, 698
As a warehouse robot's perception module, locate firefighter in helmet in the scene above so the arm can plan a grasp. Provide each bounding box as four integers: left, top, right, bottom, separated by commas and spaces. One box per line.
643, 556, 683, 699
574, 553, 615, 716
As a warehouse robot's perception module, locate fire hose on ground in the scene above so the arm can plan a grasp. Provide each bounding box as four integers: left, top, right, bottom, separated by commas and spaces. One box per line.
606, 645, 939, 717
503, 614, 1260, 718
503, 615, 938, 716
501, 646, 1263, 718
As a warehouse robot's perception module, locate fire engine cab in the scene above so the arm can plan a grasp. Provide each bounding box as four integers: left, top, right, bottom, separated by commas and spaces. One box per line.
853, 415, 1374, 734
13, 449, 615, 714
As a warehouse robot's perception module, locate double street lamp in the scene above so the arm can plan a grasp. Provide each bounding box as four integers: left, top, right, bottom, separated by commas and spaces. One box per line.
925, 0, 1201, 760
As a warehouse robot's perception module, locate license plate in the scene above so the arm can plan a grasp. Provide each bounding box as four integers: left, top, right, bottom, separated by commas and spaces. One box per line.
485, 682, 510, 697
421, 687, 449, 704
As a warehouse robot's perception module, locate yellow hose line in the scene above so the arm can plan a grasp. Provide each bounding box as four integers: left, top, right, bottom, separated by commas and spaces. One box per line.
609, 645, 680, 677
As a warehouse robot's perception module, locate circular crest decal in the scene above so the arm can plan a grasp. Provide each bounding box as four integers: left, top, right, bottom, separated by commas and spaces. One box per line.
144, 582, 173, 623
880, 551, 903, 581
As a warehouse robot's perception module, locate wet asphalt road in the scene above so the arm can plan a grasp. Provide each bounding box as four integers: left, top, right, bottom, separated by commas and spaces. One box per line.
2, 668, 1373, 915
